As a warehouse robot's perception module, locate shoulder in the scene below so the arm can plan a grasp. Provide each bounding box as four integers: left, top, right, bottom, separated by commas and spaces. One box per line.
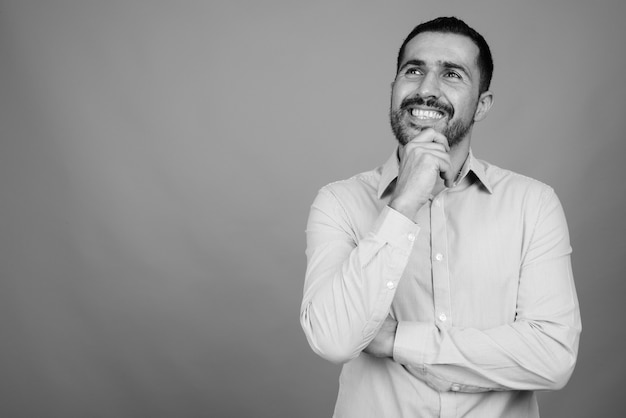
309, 165, 385, 232
317, 165, 383, 202
307, 165, 385, 238
474, 159, 570, 257
477, 157, 555, 199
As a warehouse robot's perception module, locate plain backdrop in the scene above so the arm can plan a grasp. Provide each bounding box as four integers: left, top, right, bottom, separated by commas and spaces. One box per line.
1, 1, 624, 417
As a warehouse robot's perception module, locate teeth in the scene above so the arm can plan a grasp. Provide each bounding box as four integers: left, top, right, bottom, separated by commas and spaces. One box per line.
411, 109, 443, 119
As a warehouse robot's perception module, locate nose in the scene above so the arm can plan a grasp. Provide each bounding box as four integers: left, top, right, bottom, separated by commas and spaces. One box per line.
416, 72, 440, 99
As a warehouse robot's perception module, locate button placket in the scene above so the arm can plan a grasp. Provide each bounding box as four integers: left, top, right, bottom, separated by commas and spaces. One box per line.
430, 193, 452, 327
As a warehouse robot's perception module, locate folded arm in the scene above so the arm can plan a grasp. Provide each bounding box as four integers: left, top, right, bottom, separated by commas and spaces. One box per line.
391, 188, 581, 392
300, 187, 418, 363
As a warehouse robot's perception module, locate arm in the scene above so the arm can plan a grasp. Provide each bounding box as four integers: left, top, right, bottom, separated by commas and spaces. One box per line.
300, 129, 453, 364
391, 188, 581, 392
300, 187, 418, 364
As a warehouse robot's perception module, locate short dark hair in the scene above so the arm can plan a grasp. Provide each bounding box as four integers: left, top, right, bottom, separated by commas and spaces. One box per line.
396, 17, 494, 93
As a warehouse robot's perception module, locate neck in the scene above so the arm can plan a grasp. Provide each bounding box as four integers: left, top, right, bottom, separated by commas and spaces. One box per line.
432, 137, 471, 195
449, 137, 471, 175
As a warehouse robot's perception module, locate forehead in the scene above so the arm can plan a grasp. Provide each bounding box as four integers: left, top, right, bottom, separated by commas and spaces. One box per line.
401, 32, 480, 72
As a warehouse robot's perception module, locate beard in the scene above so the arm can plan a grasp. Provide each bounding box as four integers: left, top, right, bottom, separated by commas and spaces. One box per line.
390, 96, 475, 148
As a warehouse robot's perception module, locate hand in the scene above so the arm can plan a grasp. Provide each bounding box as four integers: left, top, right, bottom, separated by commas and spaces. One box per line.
389, 128, 454, 219
364, 315, 398, 358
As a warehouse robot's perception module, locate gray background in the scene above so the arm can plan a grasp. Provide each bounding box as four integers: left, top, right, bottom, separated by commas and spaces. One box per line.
1, 0, 624, 417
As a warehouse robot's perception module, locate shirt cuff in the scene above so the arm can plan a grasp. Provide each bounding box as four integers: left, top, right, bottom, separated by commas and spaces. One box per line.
371, 206, 420, 252
393, 320, 433, 368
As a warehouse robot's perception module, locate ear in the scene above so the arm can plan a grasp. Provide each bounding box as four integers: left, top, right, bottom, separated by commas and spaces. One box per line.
473, 90, 494, 122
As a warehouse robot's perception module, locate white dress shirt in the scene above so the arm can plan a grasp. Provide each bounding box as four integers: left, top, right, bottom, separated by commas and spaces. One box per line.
301, 150, 581, 417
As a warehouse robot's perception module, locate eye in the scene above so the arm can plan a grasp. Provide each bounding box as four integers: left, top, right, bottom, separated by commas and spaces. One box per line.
444, 71, 462, 79
405, 67, 422, 77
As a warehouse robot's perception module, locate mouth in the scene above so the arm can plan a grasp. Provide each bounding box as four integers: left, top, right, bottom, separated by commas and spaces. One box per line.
410, 108, 445, 120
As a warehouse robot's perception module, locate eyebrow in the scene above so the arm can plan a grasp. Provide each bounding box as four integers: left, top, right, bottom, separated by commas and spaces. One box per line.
399, 59, 471, 78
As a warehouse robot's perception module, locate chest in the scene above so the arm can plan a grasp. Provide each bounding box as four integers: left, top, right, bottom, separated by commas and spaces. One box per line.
391, 193, 526, 328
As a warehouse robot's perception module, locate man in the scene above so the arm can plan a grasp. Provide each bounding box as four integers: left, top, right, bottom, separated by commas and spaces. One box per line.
300, 17, 581, 417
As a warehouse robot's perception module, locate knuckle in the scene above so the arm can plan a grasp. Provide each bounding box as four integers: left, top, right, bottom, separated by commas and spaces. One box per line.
421, 153, 439, 164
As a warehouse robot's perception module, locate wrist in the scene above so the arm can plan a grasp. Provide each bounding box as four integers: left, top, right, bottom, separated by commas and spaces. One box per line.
389, 196, 427, 219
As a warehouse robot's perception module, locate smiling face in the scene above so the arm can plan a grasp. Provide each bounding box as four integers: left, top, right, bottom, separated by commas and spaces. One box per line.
390, 31, 493, 147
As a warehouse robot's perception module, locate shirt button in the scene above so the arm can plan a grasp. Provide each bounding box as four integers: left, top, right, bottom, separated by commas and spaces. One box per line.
407, 233, 416, 242
439, 313, 447, 322
386, 281, 395, 290
435, 253, 443, 261
434, 199, 441, 207
451, 384, 460, 392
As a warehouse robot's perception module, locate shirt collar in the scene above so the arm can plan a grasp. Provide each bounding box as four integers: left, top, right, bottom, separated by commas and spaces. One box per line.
466, 149, 493, 194
377, 148, 493, 199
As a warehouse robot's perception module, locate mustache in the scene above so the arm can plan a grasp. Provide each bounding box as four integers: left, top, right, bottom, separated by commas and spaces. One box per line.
401, 96, 454, 118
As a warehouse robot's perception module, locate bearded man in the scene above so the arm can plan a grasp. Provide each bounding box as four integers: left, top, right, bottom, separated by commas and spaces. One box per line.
300, 16, 581, 417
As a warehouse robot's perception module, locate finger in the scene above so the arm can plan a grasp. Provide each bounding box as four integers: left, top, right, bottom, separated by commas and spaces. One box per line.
442, 172, 455, 188
407, 128, 450, 151
438, 161, 456, 187
423, 150, 453, 186
401, 143, 448, 164
399, 147, 450, 172
404, 142, 448, 154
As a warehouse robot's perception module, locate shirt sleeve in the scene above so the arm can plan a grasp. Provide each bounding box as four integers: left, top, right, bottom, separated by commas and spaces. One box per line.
300, 186, 420, 364
392, 188, 582, 392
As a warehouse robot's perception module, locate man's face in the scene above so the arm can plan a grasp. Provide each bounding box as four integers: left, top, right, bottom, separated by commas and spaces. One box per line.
390, 32, 485, 147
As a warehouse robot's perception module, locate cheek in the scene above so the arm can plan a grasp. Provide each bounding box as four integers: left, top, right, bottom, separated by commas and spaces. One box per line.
391, 83, 412, 108
448, 96, 473, 118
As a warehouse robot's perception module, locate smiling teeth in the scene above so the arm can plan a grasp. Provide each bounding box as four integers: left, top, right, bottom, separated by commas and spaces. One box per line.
411, 109, 443, 119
